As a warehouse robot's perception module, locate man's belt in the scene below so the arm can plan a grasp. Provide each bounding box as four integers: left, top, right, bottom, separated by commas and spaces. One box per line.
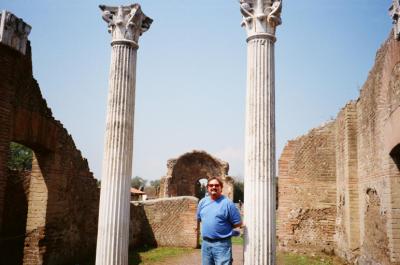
202, 237, 230, 243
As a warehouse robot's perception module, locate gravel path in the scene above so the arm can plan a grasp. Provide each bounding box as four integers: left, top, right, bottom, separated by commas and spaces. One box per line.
150, 245, 243, 265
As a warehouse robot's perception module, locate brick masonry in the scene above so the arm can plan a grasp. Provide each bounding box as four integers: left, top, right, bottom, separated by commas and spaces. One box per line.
0, 42, 100, 265
277, 121, 337, 253
130, 196, 199, 249
277, 33, 400, 265
160, 150, 234, 200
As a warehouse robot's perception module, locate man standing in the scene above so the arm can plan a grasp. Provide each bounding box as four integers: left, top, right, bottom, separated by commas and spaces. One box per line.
197, 177, 242, 265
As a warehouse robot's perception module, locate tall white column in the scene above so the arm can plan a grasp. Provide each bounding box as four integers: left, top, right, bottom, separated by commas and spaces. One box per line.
390, 0, 400, 40
96, 4, 152, 265
239, 1, 282, 264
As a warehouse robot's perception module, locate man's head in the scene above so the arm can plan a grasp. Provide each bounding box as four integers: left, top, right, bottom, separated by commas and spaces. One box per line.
207, 177, 223, 200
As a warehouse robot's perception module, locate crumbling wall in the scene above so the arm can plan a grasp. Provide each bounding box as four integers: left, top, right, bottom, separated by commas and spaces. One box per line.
0, 42, 100, 265
358, 189, 390, 264
160, 150, 234, 200
278, 34, 400, 264
2, 170, 30, 265
129, 196, 198, 249
277, 122, 337, 253
335, 102, 360, 262
356, 35, 400, 264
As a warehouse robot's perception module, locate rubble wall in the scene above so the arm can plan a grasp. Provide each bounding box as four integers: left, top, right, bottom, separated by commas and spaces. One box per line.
277, 121, 337, 253
0, 43, 100, 265
278, 35, 400, 264
130, 196, 199, 249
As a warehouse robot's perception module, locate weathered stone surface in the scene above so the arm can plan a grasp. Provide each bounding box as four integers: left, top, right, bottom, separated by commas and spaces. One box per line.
277, 34, 400, 265
0, 10, 31, 55
0, 41, 100, 265
159, 150, 234, 200
96, 4, 152, 265
390, 0, 400, 40
277, 122, 337, 253
129, 196, 198, 249
240, 1, 282, 264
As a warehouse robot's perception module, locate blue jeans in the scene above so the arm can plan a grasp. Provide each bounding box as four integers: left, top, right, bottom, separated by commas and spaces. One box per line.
201, 237, 233, 265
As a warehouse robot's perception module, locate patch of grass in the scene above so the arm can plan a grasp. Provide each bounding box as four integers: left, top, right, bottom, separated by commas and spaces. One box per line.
277, 252, 343, 265
129, 246, 195, 265
231, 235, 244, 245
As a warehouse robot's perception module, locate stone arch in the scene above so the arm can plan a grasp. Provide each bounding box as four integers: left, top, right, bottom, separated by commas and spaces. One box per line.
390, 144, 400, 170
0, 42, 99, 264
159, 150, 234, 200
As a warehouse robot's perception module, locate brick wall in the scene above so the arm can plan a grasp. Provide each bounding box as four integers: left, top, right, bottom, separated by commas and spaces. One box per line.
335, 102, 360, 261
277, 121, 337, 253
160, 151, 234, 200
278, 34, 400, 264
1, 170, 30, 265
130, 196, 199, 249
0, 42, 100, 265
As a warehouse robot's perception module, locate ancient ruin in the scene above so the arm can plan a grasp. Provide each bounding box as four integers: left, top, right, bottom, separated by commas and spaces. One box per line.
0, 11, 99, 265
130, 197, 198, 248
277, 31, 400, 264
3, 1, 400, 264
96, 4, 152, 265
239, 0, 282, 264
159, 150, 234, 200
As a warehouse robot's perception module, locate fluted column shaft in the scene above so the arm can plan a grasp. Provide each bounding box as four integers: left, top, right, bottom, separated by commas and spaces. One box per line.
244, 36, 276, 265
96, 4, 152, 265
239, 0, 281, 264
96, 43, 137, 265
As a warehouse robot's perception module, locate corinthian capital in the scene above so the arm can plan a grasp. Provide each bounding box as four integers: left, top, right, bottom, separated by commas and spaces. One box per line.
0, 10, 31, 55
239, 0, 282, 39
389, 0, 400, 40
99, 4, 153, 46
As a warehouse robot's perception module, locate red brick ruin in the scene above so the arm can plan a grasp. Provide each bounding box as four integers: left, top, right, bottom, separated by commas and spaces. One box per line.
2, 9, 400, 265
159, 150, 235, 200
0, 42, 100, 264
277, 34, 400, 264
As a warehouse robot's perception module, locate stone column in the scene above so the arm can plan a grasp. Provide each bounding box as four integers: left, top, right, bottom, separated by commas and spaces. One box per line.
239, 1, 282, 264
0, 10, 31, 55
96, 4, 152, 265
390, 0, 400, 40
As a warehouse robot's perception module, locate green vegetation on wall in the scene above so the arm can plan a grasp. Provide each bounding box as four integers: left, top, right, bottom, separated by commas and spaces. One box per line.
8, 142, 32, 171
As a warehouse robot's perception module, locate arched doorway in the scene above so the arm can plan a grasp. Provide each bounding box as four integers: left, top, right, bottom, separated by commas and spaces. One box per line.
390, 144, 400, 170
2, 142, 33, 265
159, 150, 234, 200
0, 141, 48, 265
195, 178, 208, 200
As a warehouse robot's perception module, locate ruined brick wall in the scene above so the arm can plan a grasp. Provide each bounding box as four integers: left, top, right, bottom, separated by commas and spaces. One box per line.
356, 36, 400, 264
160, 150, 234, 200
0, 43, 100, 265
278, 34, 400, 264
129, 196, 198, 249
2, 170, 30, 265
334, 102, 360, 262
277, 121, 337, 253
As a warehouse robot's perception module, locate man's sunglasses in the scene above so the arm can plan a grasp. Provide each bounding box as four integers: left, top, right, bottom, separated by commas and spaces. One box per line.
208, 184, 220, 188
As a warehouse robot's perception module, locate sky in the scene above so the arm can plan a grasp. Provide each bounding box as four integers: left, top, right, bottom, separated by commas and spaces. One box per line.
2, 0, 393, 181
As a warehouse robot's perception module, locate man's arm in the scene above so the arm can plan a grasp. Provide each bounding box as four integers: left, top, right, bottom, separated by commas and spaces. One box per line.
233, 222, 243, 228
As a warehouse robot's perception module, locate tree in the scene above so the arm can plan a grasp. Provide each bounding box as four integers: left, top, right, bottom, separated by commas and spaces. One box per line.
8, 142, 32, 171
233, 179, 244, 203
149, 179, 160, 189
131, 176, 147, 189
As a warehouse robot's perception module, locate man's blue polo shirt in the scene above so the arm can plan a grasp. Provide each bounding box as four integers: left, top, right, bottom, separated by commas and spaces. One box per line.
197, 195, 241, 239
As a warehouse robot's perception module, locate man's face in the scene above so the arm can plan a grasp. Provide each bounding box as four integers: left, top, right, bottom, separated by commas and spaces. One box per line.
207, 179, 222, 198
